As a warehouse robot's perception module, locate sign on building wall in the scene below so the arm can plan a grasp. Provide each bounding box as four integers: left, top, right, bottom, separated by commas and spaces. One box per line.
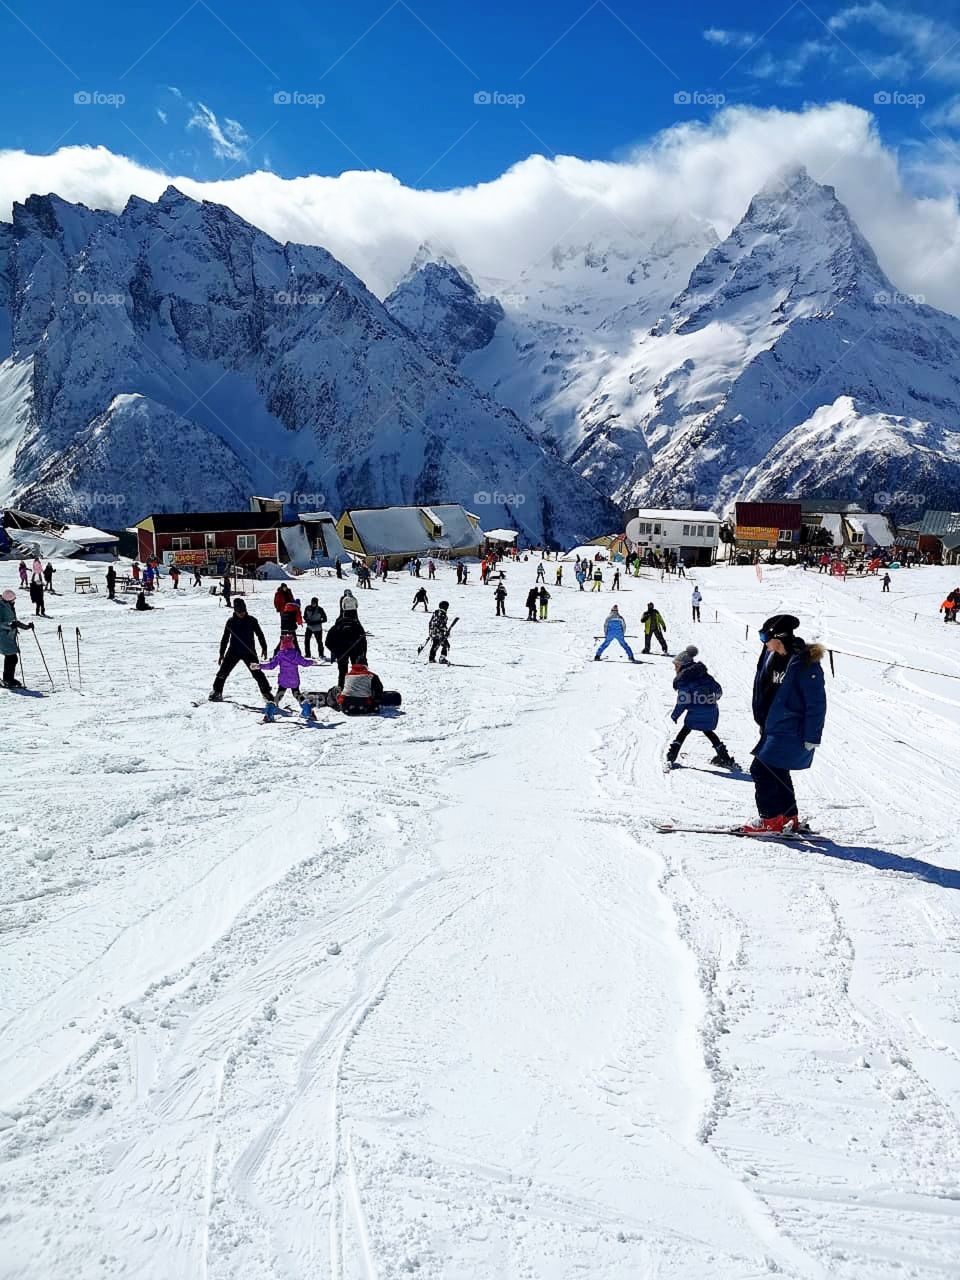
735, 525, 779, 547
257, 542, 278, 559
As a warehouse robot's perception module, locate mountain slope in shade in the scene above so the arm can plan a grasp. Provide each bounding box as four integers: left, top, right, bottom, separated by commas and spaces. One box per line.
0, 189, 617, 542
384, 257, 503, 367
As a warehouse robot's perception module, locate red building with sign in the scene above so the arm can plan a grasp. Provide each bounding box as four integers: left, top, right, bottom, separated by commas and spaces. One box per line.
133, 511, 282, 570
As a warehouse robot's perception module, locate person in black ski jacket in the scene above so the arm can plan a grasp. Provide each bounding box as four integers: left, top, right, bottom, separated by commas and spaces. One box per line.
428, 602, 452, 663
106, 564, 117, 599
412, 586, 429, 612
29, 577, 47, 617
742, 613, 826, 834
210, 598, 272, 701
135, 591, 153, 611
325, 599, 367, 688
494, 582, 507, 616
525, 586, 539, 621
303, 598, 327, 657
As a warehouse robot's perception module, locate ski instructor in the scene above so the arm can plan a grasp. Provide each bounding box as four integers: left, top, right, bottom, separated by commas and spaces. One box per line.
209, 598, 273, 702
742, 613, 826, 835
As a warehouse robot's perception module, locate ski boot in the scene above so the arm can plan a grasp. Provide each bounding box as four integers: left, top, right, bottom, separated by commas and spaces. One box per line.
736, 815, 799, 836
300, 699, 317, 723
665, 741, 681, 768
262, 701, 279, 723
710, 748, 738, 769
207, 691, 223, 702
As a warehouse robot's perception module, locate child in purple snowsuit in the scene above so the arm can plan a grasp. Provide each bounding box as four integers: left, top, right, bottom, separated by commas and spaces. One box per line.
253, 634, 318, 704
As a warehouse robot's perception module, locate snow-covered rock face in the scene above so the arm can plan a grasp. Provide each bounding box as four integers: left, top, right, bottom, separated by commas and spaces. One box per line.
0, 188, 616, 542
398, 169, 960, 521
384, 258, 503, 367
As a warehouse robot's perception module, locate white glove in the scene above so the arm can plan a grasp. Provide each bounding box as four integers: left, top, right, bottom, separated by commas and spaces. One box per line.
804, 742, 818, 751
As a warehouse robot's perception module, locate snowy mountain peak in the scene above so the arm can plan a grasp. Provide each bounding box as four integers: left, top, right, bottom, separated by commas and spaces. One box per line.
384, 259, 503, 366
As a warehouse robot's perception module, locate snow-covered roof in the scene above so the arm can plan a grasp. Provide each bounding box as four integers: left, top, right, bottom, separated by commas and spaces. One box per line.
61, 524, 119, 545
344, 505, 480, 555
629, 509, 721, 523
484, 528, 519, 542
818, 513, 844, 542
847, 514, 895, 545
280, 514, 348, 568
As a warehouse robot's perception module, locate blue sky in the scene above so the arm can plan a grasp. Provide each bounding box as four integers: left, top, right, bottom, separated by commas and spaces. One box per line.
0, 0, 958, 188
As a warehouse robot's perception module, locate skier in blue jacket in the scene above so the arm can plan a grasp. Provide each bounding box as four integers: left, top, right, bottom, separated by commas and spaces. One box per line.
594, 605, 636, 661
741, 613, 826, 834
666, 646, 736, 767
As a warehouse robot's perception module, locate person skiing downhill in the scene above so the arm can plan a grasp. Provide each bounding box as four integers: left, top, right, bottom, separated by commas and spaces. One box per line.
691, 586, 702, 622
594, 605, 635, 662
741, 613, 826, 835
494, 582, 507, 616
209, 599, 273, 702
428, 601, 453, 663
253, 634, 319, 705
0, 589, 34, 687
536, 562, 546, 583
666, 646, 735, 768
641, 603, 668, 654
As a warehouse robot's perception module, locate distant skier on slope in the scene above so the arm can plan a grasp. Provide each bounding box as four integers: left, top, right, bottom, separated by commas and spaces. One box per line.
412, 586, 429, 612
740, 613, 826, 835
427, 601, 453, 663
666, 646, 735, 769
0, 589, 34, 687
594, 605, 635, 662
691, 586, 702, 622
494, 582, 507, 616
209, 598, 272, 702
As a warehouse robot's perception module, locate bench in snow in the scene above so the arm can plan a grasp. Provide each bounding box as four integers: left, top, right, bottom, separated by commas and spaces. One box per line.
74, 576, 99, 593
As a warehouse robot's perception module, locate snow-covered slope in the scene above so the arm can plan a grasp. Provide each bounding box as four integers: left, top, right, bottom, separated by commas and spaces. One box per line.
0, 190, 616, 542
2, 556, 960, 1278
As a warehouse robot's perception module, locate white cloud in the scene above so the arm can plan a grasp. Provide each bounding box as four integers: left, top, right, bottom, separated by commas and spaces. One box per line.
156, 109, 168, 125
830, 3, 960, 81
2, 103, 960, 316
186, 103, 250, 162
703, 28, 756, 49
751, 39, 837, 83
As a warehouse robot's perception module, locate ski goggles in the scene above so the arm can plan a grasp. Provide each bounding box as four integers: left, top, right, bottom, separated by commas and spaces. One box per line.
758, 628, 790, 643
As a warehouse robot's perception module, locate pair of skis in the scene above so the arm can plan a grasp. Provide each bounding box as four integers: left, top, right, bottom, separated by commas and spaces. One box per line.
654, 819, 819, 841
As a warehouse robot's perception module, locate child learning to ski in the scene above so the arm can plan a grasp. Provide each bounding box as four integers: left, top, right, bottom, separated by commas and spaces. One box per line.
252, 634, 319, 706
666, 646, 735, 769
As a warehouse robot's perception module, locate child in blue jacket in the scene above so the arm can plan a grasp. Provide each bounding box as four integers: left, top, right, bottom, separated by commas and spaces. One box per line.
666, 646, 736, 768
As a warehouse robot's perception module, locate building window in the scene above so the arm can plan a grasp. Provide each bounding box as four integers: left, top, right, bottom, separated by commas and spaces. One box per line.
706, 525, 715, 538
343, 524, 354, 540
682, 524, 690, 536
850, 531, 864, 544
170, 536, 192, 551
204, 532, 216, 548
778, 529, 794, 542
654, 523, 661, 536
696, 524, 704, 537
236, 534, 257, 551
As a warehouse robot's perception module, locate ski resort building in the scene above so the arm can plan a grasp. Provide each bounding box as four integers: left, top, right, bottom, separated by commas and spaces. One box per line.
918, 511, 960, 564
279, 511, 349, 569
734, 501, 803, 552
336, 505, 483, 568
624, 509, 721, 566
132, 510, 283, 571
1, 508, 119, 558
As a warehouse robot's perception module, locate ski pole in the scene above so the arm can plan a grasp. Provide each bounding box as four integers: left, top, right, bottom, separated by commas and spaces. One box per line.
57, 625, 73, 689
33, 629, 54, 688
76, 627, 83, 693
15, 634, 28, 687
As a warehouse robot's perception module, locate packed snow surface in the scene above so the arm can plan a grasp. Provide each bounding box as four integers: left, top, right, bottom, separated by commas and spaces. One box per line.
2, 557, 960, 1279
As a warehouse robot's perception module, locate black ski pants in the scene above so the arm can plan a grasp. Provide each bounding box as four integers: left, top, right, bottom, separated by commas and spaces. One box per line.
214, 651, 272, 700
751, 757, 798, 819
429, 637, 449, 662
304, 628, 324, 656
3, 653, 18, 683
643, 627, 667, 653
496, 599, 506, 616
672, 725, 723, 752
